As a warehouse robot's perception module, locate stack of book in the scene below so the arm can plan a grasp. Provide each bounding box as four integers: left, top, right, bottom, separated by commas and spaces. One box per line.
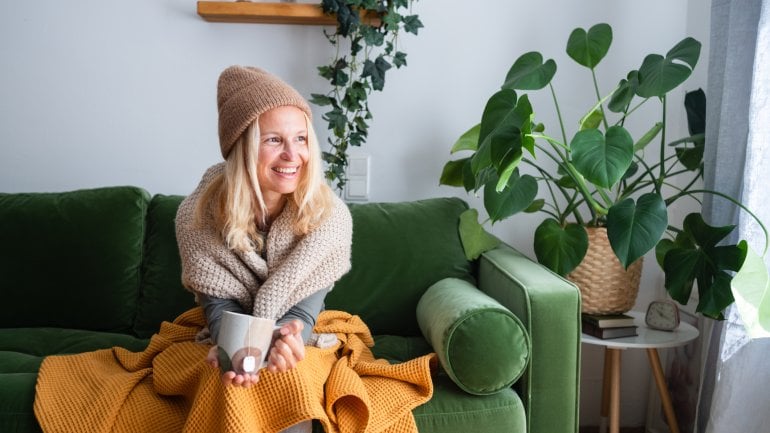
581, 313, 637, 339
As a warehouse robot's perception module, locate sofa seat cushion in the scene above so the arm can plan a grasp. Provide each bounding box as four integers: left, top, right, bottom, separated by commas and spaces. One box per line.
415, 374, 526, 433
0, 328, 148, 433
0, 328, 149, 362
369, 335, 526, 433
0, 186, 150, 333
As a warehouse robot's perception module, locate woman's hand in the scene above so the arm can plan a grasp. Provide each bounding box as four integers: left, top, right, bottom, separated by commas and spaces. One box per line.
206, 345, 261, 387
266, 319, 305, 373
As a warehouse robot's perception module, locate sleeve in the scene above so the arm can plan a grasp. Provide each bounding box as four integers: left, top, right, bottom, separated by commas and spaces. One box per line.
197, 293, 247, 344
276, 287, 331, 343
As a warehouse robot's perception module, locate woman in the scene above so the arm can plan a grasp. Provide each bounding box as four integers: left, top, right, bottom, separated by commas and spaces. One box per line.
175, 66, 353, 390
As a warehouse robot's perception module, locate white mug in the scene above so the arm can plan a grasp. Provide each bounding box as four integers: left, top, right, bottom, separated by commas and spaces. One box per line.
217, 311, 276, 374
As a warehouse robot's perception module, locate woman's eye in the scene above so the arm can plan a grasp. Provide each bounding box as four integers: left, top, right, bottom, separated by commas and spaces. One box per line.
297, 136, 307, 143
264, 137, 281, 144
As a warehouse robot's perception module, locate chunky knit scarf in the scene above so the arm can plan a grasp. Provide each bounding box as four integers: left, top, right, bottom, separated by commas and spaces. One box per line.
175, 163, 352, 320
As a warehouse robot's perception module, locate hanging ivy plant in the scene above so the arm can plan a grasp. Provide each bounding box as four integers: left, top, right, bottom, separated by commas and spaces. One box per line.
311, 0, 423, 190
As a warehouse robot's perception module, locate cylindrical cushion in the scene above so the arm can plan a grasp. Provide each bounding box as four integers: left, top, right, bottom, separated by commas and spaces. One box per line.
417, 277, 530, 395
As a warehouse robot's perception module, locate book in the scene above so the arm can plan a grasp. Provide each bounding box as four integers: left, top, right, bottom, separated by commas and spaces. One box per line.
582, 320, 638, 339
581, 313, 636, 328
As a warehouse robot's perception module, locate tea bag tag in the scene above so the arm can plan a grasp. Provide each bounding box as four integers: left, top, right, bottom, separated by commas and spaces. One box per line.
242, 355, 256, 373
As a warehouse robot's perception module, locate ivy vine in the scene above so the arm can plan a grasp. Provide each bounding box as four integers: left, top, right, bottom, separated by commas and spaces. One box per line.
311, 0, 423, 190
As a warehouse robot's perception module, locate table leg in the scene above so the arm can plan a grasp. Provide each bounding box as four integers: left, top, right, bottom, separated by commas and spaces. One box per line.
608, 348, 621, 433
646, 348, 680, 433
600, 349, 612, 433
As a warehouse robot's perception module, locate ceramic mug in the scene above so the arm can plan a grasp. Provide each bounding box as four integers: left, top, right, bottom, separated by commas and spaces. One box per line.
217, 311, 277, 374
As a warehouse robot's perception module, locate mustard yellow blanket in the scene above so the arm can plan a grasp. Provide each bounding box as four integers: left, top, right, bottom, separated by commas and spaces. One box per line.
34, 308, 436, 433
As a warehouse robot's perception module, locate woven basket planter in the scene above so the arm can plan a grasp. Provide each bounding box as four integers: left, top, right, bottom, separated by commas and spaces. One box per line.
567, 227, 643, 315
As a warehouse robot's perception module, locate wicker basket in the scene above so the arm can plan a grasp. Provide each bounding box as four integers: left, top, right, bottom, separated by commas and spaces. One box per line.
568, 227, 643, 315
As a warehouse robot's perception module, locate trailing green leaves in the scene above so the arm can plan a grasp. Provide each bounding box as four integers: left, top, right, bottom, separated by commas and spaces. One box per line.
316, 0, 422, 190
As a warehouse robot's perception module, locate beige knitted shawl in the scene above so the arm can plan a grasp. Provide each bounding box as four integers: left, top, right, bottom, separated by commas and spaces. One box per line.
175, 163, 352, 320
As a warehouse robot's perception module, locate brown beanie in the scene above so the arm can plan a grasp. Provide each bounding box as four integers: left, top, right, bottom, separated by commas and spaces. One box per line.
217, 66, 313, 159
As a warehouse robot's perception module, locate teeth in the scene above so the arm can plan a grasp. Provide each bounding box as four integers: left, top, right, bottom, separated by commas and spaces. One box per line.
274, 167, 298, 174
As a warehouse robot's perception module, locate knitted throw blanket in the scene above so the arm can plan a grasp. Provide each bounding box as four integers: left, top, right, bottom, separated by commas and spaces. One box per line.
34, 308, 436, 433
175, 163, 353, 320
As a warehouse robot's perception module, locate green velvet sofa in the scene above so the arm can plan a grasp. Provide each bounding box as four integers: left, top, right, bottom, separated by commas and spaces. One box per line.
0, 186, 581, 433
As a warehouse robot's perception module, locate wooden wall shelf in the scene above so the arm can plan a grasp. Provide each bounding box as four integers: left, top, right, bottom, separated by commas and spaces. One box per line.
197, 1, 376, 26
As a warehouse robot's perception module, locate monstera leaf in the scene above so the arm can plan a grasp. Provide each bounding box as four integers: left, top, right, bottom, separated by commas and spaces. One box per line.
571, 126, 634, 188
484, 169, 538, 223
566, 23, 613, 69
636, 37, 701, 98
661, 213, 745, 319
458, 208, 501, 261
503, 52, 557, 90
606, 193, 668, 268
534, 219, 589, 276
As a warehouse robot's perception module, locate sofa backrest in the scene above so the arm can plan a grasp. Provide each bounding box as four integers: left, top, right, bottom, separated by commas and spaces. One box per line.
325, 197, 475, 336
0, 187, 150, 333
1, 188, 474, 338
133, 194, 196, 338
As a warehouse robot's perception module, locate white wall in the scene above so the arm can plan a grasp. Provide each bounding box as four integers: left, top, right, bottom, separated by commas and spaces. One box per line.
0, 0, 709, 428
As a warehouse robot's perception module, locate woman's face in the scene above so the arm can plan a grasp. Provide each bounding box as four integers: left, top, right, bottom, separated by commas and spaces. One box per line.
256, 105, 310, 205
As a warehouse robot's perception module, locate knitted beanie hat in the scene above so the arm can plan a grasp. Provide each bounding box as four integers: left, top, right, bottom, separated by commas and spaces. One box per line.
217, 66, 312, 159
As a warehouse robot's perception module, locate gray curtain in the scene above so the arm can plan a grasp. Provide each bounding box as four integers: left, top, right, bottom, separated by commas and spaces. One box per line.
696, 0, 770, 432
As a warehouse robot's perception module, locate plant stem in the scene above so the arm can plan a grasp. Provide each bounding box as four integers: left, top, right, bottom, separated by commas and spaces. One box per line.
591, 68, 610, 130
615, 98, 651, 126
548, 83, 569, 146
658, 95, 667, 188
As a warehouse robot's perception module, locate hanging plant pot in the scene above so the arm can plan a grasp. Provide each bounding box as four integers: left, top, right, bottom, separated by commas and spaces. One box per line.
568, 227, 643, 314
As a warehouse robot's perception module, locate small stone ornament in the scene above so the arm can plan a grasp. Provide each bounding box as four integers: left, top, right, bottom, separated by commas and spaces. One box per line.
645, 300, 681, 331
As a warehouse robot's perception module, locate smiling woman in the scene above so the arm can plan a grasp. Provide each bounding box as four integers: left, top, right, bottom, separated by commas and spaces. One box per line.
172, 65, 353, 432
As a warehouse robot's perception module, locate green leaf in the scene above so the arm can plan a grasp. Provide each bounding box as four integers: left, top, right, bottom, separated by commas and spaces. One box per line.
393, 51, 407, 68
362, 56, 392, 91
309, 93, 333, 106
524, 198, 545, 213
685, 88, 706, 135
661, 213, 742, 318
472, 89, 519, 175
502, 52, 557, 90
579, 107, 604, 131
483, 170, 538, 222
634, 122, 663, 151
361, 25, 385, 46
451, 124, 481, 153
608, 71, 639, 113
655, 238, 675, 268
534, 219, 588, 276
571, 126, 634, 188
636, 37, 702, 98
439, 158, 469, 187
731, 241, 770, 338
566, 23, 612, 68
606, 193, 668, 268
458, 209, 501, 260
403, 15, 423, 35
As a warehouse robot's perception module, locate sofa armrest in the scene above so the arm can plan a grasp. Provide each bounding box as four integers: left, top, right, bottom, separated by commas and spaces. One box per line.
478, 243, 581, 433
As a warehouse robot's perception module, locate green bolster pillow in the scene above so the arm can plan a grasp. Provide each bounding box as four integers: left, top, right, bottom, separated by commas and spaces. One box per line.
416, 277, 531, 395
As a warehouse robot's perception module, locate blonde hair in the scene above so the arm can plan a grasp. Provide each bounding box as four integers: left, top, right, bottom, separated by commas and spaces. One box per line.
195, 113, 335, 253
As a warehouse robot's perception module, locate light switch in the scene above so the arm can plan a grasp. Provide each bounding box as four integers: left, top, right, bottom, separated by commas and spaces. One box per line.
345, 154, 370, 201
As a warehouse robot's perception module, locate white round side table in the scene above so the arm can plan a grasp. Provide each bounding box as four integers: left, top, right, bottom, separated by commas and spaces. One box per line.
581, 310, 699, 433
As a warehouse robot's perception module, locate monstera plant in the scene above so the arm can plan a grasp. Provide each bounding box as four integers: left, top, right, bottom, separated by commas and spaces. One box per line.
440, 23, 767, 320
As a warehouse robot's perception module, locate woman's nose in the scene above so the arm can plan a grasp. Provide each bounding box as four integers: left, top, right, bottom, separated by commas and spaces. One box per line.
281, 142, 297, 160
